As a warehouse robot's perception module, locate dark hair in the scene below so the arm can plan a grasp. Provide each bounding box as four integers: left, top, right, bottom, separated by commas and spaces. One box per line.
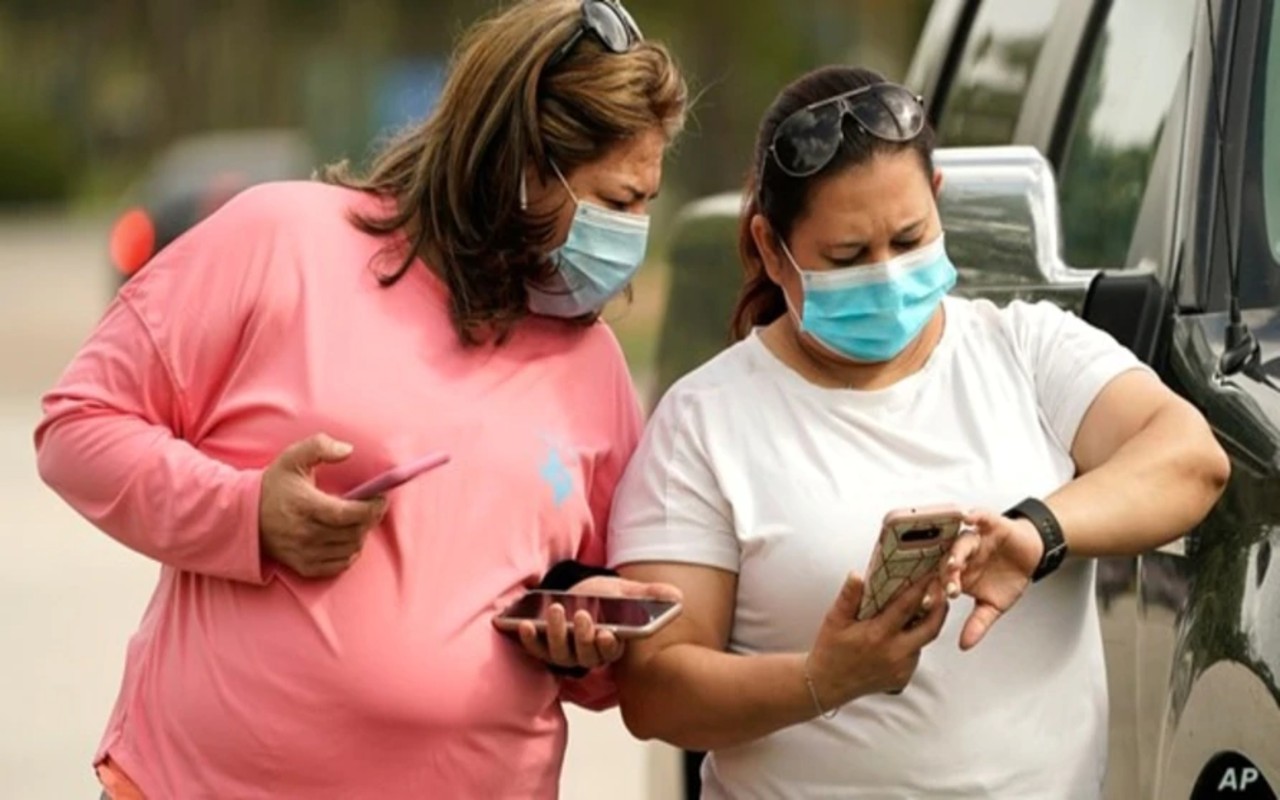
730, 66, 936, 340
322, 0, 687, 345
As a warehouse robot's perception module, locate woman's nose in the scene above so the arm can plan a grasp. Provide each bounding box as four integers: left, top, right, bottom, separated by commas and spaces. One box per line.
864, 244, 896, 265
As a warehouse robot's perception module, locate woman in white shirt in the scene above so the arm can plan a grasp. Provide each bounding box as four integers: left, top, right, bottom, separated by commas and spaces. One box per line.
608, 66, 1231, 799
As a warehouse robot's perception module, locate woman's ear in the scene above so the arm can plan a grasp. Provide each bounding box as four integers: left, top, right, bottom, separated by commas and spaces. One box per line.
751, 215, 787, 286
931, 168, 944, 198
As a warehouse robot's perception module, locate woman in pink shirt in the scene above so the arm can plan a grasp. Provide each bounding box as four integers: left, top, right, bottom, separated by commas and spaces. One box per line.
35, 1, 686, 797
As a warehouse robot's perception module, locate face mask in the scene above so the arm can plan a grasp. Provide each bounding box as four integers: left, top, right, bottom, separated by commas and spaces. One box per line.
781, 233, 957, 363
526, 165, 650, 318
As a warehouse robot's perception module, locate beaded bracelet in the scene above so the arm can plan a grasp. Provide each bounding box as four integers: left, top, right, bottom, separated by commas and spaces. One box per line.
803, 652, 840, 720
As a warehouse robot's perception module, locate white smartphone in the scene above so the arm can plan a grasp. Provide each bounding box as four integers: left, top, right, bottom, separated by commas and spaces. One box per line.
856, 504, 965, 621
493, 591, 683, 640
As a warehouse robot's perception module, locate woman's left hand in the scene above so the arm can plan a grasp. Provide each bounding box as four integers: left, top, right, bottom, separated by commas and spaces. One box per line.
514, 577, 683, 673
944, 509, 1045, 650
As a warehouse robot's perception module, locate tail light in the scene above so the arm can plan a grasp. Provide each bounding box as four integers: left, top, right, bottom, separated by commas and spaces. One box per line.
109, 208, 156, 277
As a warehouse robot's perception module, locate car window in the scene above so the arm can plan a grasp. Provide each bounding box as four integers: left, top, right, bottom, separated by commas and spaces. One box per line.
1055, 0, 1197, 269
1239, 0, 1280, 312
1266, 2, 1280, 265
936, 0, 1063, 145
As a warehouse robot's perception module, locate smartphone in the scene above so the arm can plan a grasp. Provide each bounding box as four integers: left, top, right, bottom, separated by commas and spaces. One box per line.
856, 504, 965, 621
342, 452, 450, 501
492, 591, 683, 640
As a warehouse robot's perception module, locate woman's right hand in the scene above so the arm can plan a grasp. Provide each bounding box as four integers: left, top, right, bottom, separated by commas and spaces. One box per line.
259, 434, 388, 579
806, 572, 948, 707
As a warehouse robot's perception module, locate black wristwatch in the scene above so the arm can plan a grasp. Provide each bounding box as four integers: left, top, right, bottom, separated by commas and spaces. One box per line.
1004, 498, 1069, 582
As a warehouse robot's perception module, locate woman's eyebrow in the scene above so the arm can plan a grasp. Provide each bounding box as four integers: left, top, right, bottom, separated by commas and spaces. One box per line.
823, 216, 929, 252
620, 183, 659, 201
894, 217, 928, 236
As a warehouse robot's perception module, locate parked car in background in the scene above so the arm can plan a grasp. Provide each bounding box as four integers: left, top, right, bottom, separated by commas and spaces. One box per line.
658, 0, 1280, 797
108, 129, 316, 281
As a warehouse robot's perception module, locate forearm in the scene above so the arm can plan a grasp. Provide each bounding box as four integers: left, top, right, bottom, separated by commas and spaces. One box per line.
36, 407, 267, 583
558, 665, 618, 711
619, 644, 819, 751
1049, 406, 1229, 557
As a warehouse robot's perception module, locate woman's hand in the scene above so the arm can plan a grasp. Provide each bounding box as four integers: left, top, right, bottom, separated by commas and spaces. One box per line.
513, 577, 684, 673
259, 434, 388, 579
943, 509, 1044, 650
806, 571, 948, 707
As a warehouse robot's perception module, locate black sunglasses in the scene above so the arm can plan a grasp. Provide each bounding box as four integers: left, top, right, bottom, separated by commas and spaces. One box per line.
547, 0, 643, 70
768, 83, 926, 178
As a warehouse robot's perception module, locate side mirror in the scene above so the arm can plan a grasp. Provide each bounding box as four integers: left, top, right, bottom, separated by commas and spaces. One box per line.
935, 145, 1096, 310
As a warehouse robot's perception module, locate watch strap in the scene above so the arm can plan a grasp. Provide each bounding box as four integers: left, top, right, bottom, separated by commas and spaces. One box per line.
1004, 498, 1068, 582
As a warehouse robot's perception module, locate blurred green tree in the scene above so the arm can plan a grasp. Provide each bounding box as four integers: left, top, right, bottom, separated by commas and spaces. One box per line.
0, 0, 930, 207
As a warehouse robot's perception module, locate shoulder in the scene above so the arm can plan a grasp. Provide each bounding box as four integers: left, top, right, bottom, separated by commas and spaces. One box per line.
564, 322, 633, 384
648, 336, 762, 423
947, 295, 1066, 331
126, 181, 374, 280
949, 296, 1137, 385
200, 180, 374, 239
946, 296, 1087, 351
668, 337, 760, 393
972, 297, 1078, 335
119, 182, 380, 319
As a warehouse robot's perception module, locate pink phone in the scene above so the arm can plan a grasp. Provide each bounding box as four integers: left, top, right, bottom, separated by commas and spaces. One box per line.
342, 452, 450, 501
856, 504, 965, 621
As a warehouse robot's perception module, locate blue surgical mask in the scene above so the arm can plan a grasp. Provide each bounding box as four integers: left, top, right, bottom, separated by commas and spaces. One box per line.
782, 234, 957, 363
526, 165, 650, 318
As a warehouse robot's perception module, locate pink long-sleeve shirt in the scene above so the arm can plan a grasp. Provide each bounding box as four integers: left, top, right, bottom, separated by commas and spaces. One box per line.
35, 182, 642, 799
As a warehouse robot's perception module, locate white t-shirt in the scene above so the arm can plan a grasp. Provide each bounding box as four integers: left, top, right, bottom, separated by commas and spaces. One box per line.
609, 297, 1145, 800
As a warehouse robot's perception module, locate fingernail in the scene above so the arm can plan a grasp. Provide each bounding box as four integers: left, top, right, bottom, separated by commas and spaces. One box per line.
921, 594, 934, 611
334, 441, 354, 456
946, 582, 959, 598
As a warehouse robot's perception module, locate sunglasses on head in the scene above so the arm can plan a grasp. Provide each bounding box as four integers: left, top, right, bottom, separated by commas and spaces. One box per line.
547, 0, 643, 70
768, 83, 926, 178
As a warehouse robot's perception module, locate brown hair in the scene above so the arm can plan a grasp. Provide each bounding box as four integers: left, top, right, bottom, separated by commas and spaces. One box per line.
731, 66, 936, 340
322, 0, 687, 344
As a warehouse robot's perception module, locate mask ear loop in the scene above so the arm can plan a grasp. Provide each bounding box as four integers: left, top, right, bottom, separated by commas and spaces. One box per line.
550, 161, 580, 205
770, 227, 807, 327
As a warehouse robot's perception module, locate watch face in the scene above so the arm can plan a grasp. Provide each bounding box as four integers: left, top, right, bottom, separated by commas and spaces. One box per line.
1044, 543, 1068, 572
1033, 542, 1068, 582
1006, 499, 1067, 582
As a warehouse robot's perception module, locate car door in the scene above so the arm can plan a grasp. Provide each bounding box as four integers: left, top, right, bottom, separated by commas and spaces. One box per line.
929, 0, 1204, 795
1148, 0, 1280, 795
1042, 0, 1199, 794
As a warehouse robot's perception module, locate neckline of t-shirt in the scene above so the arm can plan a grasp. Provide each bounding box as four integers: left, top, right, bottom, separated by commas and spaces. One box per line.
746, 297, 963, 408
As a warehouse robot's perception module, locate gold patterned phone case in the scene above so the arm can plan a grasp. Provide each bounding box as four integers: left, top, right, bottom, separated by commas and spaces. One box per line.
857, 508, 963, 620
